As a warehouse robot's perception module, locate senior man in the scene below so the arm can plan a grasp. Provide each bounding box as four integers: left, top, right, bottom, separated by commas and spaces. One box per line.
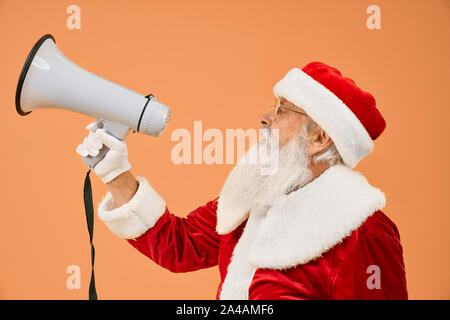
76, 62, 408, 299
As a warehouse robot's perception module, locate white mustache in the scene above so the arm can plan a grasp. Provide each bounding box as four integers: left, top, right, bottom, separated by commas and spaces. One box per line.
259, 126, 271, 139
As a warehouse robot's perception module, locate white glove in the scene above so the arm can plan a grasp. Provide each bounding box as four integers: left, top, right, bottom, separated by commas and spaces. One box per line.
76, 121, 131, 183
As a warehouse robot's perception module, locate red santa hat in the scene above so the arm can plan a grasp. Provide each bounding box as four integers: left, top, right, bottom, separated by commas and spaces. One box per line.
273, 62, 386, 168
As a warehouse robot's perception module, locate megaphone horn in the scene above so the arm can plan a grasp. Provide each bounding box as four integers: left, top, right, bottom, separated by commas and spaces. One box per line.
15, 34, 171, 169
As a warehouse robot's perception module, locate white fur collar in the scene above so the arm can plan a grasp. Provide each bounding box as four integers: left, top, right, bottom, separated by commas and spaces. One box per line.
217, 164, 386, 269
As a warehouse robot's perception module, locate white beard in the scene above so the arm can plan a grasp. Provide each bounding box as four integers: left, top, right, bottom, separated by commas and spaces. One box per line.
217, 126, 313, 233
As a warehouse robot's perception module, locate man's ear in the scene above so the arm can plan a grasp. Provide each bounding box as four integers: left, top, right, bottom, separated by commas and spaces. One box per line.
308, 125, 332, 156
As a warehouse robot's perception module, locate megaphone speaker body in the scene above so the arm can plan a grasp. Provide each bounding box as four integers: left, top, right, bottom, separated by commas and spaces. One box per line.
16, 34, 171, 168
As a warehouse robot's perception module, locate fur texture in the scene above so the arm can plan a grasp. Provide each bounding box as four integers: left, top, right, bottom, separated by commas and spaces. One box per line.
273, 67, 374, 168
248, 164, 386, 268
97, 176, 166, 239
217, 129, 313, 235
218, 164, 385, 299
219, 207, 267, 299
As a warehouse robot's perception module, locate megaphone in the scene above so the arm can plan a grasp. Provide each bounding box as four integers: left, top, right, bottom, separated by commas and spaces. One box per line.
15, 34, 171, 168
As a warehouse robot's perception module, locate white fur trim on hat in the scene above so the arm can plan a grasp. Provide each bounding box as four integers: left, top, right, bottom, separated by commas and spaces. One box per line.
273, 68, 374, 168
97, 176, 166, 239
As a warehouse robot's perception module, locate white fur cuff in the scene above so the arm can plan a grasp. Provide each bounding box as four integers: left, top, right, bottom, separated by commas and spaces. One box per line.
97, 176, 166, 239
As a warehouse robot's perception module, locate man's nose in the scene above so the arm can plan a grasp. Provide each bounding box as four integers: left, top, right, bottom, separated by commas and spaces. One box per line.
259, 111, 273, 127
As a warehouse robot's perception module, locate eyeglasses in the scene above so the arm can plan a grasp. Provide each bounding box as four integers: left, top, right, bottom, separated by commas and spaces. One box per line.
271, 98, 308, 118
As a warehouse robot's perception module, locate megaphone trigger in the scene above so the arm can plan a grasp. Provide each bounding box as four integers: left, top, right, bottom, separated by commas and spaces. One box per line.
86, 120, 102, 132
81, 119, 130, 169
82, 144, 110, 170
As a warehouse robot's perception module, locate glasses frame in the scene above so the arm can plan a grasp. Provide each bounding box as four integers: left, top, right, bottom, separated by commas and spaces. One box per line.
272, 98, 308, 118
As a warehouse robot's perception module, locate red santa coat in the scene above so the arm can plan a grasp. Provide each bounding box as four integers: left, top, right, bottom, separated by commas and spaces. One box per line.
98, 165, 408, 299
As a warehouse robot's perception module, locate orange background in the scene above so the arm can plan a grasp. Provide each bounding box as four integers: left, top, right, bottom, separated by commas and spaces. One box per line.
0, 0, 449, 299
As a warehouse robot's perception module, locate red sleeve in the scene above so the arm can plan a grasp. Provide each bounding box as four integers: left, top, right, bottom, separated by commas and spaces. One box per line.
332, 232, 408, 299
127, 198, 221, 273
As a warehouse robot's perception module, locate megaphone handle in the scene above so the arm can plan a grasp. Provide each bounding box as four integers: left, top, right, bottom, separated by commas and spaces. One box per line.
82, 145, 110, 169
82, 120, 130, 169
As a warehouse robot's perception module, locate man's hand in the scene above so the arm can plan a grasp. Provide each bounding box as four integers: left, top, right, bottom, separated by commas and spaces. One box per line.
76, 121, 132, 183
